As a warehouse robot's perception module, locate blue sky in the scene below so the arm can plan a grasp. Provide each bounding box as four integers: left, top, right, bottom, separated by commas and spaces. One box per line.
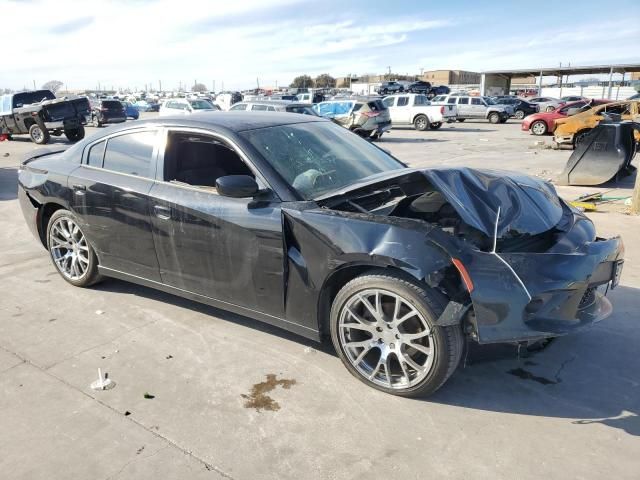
3, 0, 639, 91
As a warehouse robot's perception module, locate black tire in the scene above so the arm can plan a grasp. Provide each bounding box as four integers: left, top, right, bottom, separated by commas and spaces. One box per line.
413, 114, 429, 131
46, 209, 103, 288
330, 271, 464, 397
514, 110, 526, 120
29, 124, 50, 145
93, 115, 102, 127
65, 125, 85, 143
430, 122, 442, 130
488, 112, 500, 124
456, 118, 465, 123
530, 120, 548, 136
499, 117, 508, 123
381, 89, 388, 95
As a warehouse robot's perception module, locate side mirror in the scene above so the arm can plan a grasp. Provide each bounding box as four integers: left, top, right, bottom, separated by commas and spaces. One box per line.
216, 175, 259, 198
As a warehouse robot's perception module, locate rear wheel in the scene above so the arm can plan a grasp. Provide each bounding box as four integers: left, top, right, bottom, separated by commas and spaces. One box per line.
29, 124, 50, 145
65, 125, 85, 143
93, 115, 102, 127
330, 272, 464, 397
413, 115, 429, 131
531, 120, 548, 135
47, 209, 102, 287
514, 110, 526, 120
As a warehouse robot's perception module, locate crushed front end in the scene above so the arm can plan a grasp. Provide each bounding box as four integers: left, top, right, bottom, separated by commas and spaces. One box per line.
318, 167, 624, 344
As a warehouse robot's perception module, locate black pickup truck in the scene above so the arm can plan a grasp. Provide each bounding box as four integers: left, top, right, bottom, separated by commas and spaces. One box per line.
0, 89, 90, 144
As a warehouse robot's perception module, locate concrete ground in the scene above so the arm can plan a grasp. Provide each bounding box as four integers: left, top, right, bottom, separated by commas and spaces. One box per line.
0, 117, 639, 480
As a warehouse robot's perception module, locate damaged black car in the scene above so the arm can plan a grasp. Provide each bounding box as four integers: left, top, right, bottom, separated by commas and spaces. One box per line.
17, 113, 624, 397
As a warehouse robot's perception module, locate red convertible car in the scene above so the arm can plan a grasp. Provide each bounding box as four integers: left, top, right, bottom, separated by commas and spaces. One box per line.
522, 99, 609, 136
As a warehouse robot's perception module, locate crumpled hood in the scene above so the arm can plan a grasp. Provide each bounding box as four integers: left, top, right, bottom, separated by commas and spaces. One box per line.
421, 168, 564, 238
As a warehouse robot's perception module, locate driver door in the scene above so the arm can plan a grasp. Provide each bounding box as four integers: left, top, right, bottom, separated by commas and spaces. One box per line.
148, 128, 285, 318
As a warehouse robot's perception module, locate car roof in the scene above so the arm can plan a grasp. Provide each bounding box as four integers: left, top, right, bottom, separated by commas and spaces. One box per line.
100, 111, 327, 133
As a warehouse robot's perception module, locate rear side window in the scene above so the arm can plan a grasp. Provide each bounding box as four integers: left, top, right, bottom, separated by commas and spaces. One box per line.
87, 140, 106, 167
471, 98, 483, 105
368, 100, 387, 111
458, 98, 469, 105
103, 131, 157, 177
447, 97, 456, 104
230, 103, 247, 111
396, 97, 409, 107
252, 104, 269, 111
102, 101, 122, 109
382, 97, 395, 107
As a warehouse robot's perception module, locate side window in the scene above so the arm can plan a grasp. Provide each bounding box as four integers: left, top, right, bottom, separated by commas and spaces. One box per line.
252, 104, 269, 111
447, 97, 456, 104
458, 97, 469, 105
103, 131, 157, 177
267, 106, 276, 111
413, 95, 428, 106
397, 97, 409, 107
471, 98, 482, 105
230, 103, 247, 111
87, 140, 106, 167
383, 97, 395, 107
163, 132, 254, 190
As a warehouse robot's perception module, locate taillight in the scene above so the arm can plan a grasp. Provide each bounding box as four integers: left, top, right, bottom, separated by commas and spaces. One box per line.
440, 106, 445, 114
362, 111, 380, 118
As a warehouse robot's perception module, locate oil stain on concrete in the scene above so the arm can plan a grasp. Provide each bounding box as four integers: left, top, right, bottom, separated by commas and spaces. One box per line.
242, 374, 297, 412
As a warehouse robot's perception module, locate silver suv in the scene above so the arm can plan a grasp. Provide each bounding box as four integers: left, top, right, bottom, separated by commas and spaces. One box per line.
229, 100, 317, 115
432, 95, 511, 123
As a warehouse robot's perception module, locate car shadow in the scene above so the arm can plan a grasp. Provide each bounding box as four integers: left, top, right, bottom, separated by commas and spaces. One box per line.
4, 136, 73, 145
95, 276, 639, 438
92, 278, 334, 353
382, 138, 448, 144
429, 284, 640, 437
0, 167, 18, 201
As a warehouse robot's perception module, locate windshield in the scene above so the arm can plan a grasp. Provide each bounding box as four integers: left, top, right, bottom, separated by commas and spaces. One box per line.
190, 100, 213, 110
13, 90, 56, 108
240, 121, 405, 199
483, 97, 497, 105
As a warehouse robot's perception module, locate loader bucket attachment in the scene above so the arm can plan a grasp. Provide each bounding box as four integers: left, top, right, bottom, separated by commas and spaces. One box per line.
556, 121, 637, 186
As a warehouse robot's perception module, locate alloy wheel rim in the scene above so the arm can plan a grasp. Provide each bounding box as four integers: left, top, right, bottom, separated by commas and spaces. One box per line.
49, 217, 90, 280
339, 288, 436, 389
32, 127, 42, 141
417, 118, 426, 129
532, 122, 545, 135
515, 111, 525, 119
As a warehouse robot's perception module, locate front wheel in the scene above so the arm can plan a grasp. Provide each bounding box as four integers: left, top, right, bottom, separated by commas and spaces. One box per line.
330, 272, 464, 397
530, 120, 548, 135
488, 112, 500, 124
413, 114, 429, 131
65, 125, 85, 142
29, 124, 50, 145
47, 209, 102, 287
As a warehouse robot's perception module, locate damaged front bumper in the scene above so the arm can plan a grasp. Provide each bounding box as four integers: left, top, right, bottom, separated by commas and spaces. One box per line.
462, 224, 624, 344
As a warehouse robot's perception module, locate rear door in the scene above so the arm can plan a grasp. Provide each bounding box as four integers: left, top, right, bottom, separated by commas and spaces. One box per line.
456, 97, 471, 117
69, 128, 161, 280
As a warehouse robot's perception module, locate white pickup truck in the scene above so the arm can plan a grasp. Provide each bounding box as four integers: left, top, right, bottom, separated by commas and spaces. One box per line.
382, 93, 457, 131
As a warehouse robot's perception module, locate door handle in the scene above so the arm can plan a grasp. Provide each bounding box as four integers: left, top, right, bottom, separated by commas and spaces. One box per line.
153, 205, 171, 220
72, 184, 86, 195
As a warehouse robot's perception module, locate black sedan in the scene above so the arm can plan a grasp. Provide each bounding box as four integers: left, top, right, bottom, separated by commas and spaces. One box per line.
18, 113, 624, 397
494, 97, 539, 119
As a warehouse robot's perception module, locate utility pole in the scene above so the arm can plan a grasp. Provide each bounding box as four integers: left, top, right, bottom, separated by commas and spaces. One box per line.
33, 79, 36, 89
159, 80, 162, 92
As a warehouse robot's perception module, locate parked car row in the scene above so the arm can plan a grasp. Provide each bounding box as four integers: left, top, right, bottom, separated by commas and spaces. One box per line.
521, 98, 640, 148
